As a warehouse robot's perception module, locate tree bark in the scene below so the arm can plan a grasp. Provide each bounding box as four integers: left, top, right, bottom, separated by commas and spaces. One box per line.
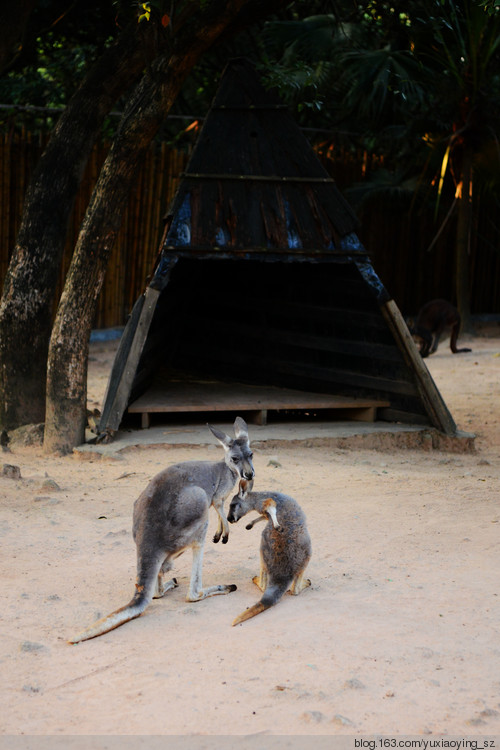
0, 19, 165, 431
43, 0, 287, 453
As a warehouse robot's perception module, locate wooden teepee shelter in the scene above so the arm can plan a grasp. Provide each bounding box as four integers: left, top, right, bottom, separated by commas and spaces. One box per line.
97, 58, 456, 440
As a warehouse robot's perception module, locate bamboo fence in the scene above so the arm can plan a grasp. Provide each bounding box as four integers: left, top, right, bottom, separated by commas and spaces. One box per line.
0, 133, 188, 329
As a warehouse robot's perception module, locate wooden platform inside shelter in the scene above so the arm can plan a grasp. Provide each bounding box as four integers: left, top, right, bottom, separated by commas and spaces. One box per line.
128, 379, 391, 428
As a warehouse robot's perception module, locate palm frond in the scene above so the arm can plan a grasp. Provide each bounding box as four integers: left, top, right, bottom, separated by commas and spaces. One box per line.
344, 168, 420, 212
263, 14, 343, 63
339, 48, 427, 121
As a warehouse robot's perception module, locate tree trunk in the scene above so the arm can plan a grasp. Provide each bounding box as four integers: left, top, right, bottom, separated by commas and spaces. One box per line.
44, 73, 166, 453
43, 0, 287, 453
455, 148, 475, 334
0, 20, 165, 431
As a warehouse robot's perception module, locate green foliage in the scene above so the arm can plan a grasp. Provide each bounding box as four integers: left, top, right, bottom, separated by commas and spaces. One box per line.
479, 0, 500, 13
260, 0, 500, 315
339, 48, 427, 122
261, 59, 332, 112
0, 1, 117, 133
263, 14, 341, 62
0, 33, 101, 109
409, 1, 500, 194
259, 6, 433, 150
262, 2, 500, 182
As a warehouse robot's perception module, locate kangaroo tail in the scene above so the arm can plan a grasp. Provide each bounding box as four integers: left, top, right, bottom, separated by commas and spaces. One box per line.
232, 583, 286, 626
68, 588, 152, 644
68, 553, 163, 643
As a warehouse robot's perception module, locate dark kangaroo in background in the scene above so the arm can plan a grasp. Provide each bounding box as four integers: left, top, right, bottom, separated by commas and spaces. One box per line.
69, 418, 254, 643
411, 299, 472, 358
227, 479, 312, 626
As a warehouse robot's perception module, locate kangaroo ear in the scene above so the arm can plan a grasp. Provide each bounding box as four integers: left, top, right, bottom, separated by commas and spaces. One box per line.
233, 416, 249, 440
239, 478, 253, 497
208, 424, 231, 447
263, 498, 281, 530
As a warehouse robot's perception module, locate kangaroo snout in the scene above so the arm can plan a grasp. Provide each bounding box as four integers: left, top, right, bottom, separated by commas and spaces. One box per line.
227, 476, 254, 524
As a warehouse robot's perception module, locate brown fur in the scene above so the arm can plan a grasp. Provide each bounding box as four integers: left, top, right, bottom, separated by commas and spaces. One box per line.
228, 480, 311, 626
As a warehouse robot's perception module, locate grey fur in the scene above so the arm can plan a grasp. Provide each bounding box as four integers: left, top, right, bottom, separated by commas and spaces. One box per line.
69, 417, 254, 643
228, 479, 312, 625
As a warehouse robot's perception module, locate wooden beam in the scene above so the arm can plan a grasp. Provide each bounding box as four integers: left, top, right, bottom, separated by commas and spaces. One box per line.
343, 406, 377, 422
128, 381, 390, 414
98, 286, 160, 436
247, 409, 268, 426
128, 380, 390, 429
381, 299, 457, 435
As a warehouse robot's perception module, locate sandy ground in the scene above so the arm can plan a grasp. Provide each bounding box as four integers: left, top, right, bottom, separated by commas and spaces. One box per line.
1, 330, 499, 738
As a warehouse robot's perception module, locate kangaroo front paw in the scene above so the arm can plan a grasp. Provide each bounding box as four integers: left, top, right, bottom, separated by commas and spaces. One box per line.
213, 532, 221, 543
222, 533, 229, 544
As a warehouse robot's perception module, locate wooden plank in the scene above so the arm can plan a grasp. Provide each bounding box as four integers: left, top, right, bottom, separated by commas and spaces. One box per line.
247, 409, 268, 426
343, 406, 376, 422
128, 379, 390, 415
98, 286, 160, 435
380, 300, 457, 435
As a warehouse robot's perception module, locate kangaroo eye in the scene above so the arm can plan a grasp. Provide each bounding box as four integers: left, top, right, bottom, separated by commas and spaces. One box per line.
248, 452, 254, 459
231, 455, 240, 463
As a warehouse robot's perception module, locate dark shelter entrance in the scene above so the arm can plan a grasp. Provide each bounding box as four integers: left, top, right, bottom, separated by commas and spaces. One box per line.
127, 257, 426, 426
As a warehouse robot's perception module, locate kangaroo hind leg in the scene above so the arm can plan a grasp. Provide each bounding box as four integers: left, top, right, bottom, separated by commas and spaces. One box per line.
252, 554, 268, 592
131, 551, 165, 608
289, 569, 311, 596
153, 556, 179, 599
186, 540, 236, 602
429, 324, 445, 354
449, 321, 471, 354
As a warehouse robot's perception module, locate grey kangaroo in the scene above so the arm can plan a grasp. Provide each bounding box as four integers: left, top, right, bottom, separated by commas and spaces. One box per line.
227, 479, 312, 626
69, 417, 254, 643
